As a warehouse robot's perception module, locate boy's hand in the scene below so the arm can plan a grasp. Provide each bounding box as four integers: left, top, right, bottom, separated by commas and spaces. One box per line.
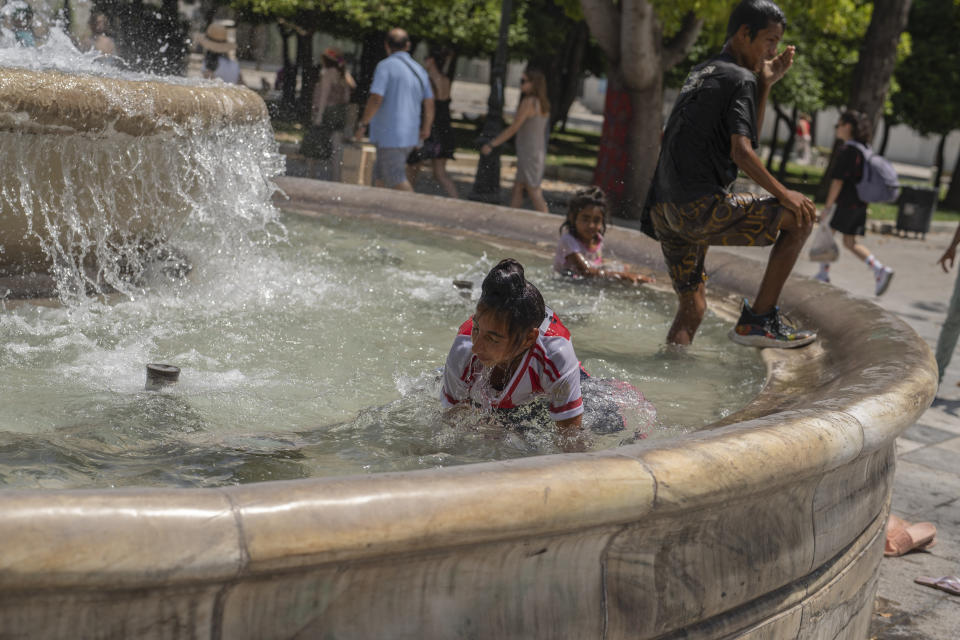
939, 246, 957, 273
761, 45, 795, 87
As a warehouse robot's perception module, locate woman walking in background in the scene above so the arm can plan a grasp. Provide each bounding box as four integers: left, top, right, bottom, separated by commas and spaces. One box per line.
481, 67, 550, 212
300, 47, 355, 180
407, 46, 459, 198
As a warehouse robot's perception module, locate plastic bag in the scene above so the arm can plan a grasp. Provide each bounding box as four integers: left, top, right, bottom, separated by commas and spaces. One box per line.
808, 205, 839, 263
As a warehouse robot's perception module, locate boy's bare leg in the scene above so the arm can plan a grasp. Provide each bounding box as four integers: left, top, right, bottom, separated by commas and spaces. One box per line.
752, 209, 812, 314
668, 283, 707, 345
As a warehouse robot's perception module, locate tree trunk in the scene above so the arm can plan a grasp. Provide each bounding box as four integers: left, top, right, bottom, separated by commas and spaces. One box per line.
355, 30, 386, 108
878, 118, 893, 155
620, 82, 663, 218
777, 105, 798, 182
278, 26, 297, 119
554, 23, 588, 131
849, 0, 913, 135
296, 32, 316, 124
766, 109, 781, 172
816, 0, 911, 198
943, 143, 960, 210
593, 77, 632, 213
934, 132, 947, 189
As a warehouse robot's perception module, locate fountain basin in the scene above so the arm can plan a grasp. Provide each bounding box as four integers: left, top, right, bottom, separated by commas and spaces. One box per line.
0, 179, 936, 638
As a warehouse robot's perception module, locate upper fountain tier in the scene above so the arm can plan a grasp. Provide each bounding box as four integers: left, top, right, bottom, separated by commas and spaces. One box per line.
0, 66, 267, 136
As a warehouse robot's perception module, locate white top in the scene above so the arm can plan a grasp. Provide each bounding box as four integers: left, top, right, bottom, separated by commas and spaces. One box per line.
553, 231, 603, 274
441, 309, 584, 421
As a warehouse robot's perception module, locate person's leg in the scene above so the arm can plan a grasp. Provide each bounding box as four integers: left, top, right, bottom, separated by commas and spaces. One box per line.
935, 269, 960, 382
667, 283, 707, 346
525, 184, 549, 213
842, 234, 894, 295
510, 181, 525, 209
406, 161, 420, 189
380, 147, 415, 191
431, 158, 459, 199
751, 208, 812, 314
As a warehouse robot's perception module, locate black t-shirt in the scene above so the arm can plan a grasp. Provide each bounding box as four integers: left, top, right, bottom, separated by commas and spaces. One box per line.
651, 52, 759, 203
832, 144, 867, 213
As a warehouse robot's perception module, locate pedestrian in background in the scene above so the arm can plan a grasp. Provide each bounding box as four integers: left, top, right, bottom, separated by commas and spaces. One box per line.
301, 46, 355, 180
480, 67, 551, 213
406, 46, 459, 199
355, 28, 434, 191
814, 110, 894, 296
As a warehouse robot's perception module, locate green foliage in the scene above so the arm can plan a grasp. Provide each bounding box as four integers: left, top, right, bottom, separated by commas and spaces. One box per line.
892, 0, 960, 136
230, 0, 522, 57
663, 0, 870, 113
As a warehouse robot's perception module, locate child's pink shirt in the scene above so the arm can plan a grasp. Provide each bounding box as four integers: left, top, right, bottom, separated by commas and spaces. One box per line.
553, 231, 603, 274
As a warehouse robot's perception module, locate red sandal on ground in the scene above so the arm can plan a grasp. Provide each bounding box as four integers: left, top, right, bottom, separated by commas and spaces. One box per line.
884, 514, 937, 557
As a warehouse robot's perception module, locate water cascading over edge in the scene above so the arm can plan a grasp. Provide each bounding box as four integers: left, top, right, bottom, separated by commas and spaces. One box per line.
0, 66, 284, 300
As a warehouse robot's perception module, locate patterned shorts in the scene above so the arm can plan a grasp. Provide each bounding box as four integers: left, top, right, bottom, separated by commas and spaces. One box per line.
650, 192, 784, 293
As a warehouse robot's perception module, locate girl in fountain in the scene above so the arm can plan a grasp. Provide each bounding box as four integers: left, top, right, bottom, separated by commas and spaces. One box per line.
554, 186, 654, 285
440, 259, 587, 449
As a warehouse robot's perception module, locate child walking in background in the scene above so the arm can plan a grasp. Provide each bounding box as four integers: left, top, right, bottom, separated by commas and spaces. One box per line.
554, 187, 654, 285
815, 110, 894, 295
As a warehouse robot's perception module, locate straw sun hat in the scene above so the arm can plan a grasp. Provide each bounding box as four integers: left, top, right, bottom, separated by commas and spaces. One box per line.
198, 22, 236, 55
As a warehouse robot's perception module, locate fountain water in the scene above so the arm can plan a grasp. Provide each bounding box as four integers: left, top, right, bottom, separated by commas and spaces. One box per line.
0, 19, 938, 640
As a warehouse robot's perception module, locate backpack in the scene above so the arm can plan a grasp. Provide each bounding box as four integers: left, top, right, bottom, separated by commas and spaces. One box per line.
844, 140, 901, 203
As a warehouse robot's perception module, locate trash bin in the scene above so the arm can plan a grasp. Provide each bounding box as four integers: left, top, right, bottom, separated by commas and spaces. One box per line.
896, 186, 938, 238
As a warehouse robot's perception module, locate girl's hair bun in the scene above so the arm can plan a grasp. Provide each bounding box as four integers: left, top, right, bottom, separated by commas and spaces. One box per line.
478, 259, 545, 346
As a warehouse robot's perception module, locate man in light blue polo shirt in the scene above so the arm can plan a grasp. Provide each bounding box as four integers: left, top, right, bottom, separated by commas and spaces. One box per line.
355, 28, 434, 191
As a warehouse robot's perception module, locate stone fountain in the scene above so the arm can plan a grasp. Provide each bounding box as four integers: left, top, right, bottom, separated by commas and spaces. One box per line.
0, 62, 937, 639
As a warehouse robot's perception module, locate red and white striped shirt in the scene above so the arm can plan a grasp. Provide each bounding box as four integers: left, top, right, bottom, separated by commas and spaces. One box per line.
441, 309, 584, 421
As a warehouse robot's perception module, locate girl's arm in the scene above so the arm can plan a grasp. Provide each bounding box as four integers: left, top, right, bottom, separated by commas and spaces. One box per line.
564, 252, 654, 285
481, 97, 536, 155
938, 224, 960, 273
344, 70, 357, 91
555, 415, 586, 452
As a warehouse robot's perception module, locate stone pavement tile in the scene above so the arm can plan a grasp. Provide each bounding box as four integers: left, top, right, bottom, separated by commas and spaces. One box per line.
902, 423, 958, 445
889, 459, 960, 539
900, 444, 960, 477
938, 436, 960, 454
872, 591, 960, 640
895, 438, 926, 456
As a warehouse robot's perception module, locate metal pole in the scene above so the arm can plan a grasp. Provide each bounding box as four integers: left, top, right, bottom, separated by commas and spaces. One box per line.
468, 0, 512, 203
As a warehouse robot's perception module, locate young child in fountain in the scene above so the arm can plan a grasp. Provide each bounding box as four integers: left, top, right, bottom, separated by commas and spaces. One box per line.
440, 259, 654, 450
554, 187, 654, 285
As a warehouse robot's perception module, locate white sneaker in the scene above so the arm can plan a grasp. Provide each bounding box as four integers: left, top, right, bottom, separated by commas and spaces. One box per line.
875, 267, 894, 296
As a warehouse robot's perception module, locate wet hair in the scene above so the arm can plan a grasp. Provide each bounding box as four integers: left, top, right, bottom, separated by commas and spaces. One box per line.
386, 28, 409, 52
477, 259, 546, 348
838, 109, 872, 144
561, 186, 608, 240
726, 0, 787, 41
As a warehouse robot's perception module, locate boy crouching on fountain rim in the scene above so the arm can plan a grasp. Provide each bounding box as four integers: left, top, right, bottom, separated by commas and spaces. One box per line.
642, 0, 817, 349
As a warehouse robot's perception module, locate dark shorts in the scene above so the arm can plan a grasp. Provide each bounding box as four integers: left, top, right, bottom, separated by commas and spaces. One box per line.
650, 192, 785, 293
829, 205, 867, 236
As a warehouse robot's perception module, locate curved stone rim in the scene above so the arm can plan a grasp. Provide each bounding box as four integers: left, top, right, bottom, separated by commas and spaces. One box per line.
0, 179, 937, 637
0, 68, 267, 136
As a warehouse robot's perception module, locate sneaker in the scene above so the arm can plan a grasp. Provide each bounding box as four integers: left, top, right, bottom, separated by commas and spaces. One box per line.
875, 267, 894, 296
728, 299, 817, 348
814, 271, 831, 284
